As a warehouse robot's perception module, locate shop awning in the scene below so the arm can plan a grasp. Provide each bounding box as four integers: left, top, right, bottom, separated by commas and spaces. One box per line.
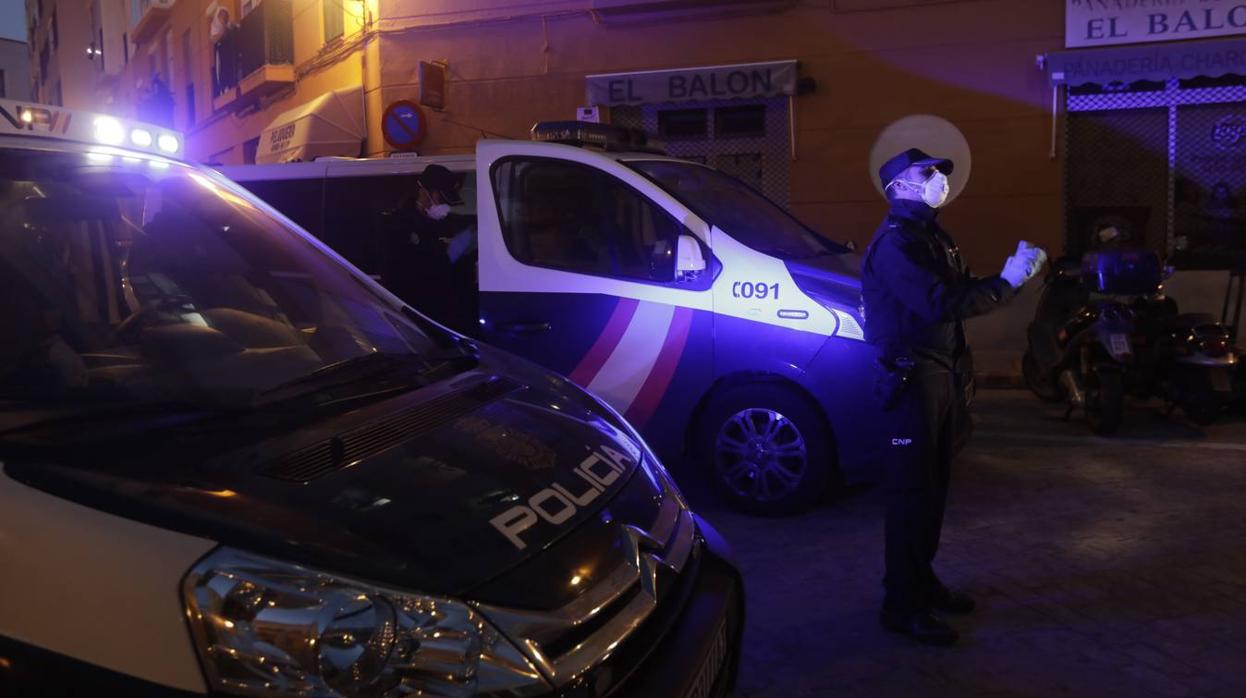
256, 85, 364, 164
1047, 36, 1246, 87
585, 60, 797, 106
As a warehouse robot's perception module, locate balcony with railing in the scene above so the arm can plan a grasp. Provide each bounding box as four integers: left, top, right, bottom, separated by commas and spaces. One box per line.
131, 0, 176, 45
213, 0, 294, 111
238, 0, 294, 100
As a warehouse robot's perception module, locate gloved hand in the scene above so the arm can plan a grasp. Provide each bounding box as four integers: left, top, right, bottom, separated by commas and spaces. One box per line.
1000, 241, 1047, 288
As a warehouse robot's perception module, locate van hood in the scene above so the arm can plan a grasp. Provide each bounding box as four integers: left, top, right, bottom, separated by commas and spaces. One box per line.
2, 350, 665, 601
786, 252, 862, 307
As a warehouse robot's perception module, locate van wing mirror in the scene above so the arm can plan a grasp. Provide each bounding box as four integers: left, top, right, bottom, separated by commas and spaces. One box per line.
676, 234, 706, 277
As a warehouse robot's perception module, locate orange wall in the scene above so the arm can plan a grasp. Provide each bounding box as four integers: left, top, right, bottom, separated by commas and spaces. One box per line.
31, 0, 1069, 270
373, 0, 1066, 269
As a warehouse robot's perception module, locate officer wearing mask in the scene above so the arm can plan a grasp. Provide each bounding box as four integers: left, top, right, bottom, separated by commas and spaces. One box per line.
380, 164, 466, 329
861, 148, 1046, 646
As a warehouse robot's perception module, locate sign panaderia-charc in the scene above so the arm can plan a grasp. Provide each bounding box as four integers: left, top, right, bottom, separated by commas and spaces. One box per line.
1067, 0, 1246, 49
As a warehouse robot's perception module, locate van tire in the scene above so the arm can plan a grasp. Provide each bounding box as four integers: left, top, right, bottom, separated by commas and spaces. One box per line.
695, 383, 834, 516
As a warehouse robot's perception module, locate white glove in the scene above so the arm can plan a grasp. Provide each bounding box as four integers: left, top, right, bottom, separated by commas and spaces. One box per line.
1000, 241, 1047, 288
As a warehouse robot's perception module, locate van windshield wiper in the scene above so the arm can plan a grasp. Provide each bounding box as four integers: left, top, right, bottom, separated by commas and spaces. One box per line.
253, 348, 478, 407
254, 352, 427, 403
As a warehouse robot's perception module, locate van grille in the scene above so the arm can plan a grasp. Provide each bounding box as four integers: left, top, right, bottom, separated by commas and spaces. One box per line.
474, 464, 697, 687
261, 376, 520, 482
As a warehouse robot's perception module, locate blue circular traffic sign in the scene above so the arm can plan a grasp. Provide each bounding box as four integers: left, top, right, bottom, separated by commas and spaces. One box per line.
382, 100, 427, 151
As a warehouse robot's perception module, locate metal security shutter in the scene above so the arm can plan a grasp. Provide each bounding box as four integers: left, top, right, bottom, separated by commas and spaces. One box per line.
1066, 107, 1169, 258
612, 96, 791, 207
1066, 81, 1246, 269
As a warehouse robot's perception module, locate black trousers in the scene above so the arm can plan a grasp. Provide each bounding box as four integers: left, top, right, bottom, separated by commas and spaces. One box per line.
880, 367, 966, 614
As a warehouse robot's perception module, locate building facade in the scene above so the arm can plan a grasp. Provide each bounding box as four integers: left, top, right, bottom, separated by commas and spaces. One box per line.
0, 38, 30, 100
25, 1, 1246, 374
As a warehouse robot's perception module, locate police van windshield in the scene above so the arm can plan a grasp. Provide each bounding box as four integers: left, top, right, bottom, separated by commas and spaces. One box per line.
627, 160, 844, 259
0, 145, 439, 421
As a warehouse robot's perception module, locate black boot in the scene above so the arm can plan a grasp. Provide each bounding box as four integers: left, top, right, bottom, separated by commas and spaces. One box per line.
880, 608, 959, 646
930, 587, 976, 614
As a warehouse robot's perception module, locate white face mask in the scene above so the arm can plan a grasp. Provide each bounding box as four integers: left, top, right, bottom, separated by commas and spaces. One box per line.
424, 203, 452, 220
922, 171, 950, 208
890, 171, 951, 209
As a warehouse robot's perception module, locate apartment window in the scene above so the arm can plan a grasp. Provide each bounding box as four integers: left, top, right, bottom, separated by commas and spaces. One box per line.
39, 42, 49, 82
243, 136, 260, 164
162, 31, 174, 83
182, 29, 195, 128
324, 0, 345, 42
185, 83, 196, 128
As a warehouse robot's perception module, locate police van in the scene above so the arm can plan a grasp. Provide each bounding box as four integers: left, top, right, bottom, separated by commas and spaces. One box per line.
221, 122, 886, 515
0, 100, 743, 697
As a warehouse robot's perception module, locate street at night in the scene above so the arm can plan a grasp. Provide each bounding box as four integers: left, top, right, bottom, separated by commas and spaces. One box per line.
703, 389, 1246, 698
7, 1, 1246, 696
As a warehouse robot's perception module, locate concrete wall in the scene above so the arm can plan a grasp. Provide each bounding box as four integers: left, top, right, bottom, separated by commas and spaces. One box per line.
43, 0, 371, 164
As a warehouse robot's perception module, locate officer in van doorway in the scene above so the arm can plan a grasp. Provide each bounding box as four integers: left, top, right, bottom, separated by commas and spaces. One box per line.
379, 164, 473, 332
861, 148, 1047, 646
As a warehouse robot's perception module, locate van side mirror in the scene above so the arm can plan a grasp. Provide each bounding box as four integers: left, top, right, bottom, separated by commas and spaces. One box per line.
676, 234, 706, 277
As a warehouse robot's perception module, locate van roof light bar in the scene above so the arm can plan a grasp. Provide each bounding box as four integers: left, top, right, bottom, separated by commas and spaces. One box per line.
0, 98, 184, 159
530, 121, 666, 154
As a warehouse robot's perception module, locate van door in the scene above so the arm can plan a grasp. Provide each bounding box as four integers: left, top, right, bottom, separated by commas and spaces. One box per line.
475, 141, 714, 443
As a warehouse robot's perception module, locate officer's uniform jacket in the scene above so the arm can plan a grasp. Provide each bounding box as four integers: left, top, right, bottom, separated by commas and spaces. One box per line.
861, 199, 1015, 371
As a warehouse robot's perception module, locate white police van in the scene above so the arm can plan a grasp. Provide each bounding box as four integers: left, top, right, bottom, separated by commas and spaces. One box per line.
0, 102, 744, 697
221, 122, 889, 515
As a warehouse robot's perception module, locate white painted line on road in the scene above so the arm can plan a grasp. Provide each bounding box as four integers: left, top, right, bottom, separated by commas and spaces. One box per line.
975, 430, 1246, 452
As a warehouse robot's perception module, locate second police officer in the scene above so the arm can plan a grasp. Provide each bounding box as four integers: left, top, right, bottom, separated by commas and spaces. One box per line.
861, 148, 1047, 646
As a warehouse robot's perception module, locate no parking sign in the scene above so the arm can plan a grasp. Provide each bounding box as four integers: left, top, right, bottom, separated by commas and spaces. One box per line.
382, 100, 427, 151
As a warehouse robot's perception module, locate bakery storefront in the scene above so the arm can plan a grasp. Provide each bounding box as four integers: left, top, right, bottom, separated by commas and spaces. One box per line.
1049, 2, 1246, 271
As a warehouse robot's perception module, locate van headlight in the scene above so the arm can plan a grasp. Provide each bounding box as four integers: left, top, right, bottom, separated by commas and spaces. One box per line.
183, 548, 546, 697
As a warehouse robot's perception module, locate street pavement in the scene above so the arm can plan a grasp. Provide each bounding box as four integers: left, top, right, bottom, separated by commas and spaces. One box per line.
694, 389, 1246, 698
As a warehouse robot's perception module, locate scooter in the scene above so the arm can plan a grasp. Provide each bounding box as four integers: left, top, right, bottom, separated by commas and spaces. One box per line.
1023, 249, 1238, 434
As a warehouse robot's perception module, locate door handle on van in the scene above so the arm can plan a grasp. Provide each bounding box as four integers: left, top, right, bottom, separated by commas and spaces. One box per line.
497, 321, 552, 335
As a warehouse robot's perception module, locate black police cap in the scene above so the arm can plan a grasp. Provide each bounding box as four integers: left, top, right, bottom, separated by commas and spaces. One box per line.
418, 164, 464, 206
878, 148, 953, 188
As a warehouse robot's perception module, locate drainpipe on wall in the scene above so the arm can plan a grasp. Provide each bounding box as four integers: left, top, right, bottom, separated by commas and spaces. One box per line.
361, 0, 384, 156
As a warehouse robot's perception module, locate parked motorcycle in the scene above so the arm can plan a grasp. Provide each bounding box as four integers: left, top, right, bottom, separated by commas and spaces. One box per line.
1023, 249, 1239, 434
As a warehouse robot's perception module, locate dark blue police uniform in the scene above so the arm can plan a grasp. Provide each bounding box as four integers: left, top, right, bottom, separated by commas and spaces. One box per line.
861, 152, 1017, 642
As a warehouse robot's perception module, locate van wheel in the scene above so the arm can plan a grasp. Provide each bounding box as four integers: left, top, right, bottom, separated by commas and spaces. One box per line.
697, 384, 834, 516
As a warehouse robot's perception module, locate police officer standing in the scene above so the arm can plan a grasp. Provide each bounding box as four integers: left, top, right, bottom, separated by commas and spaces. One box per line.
861, 148, 1046, 646
379, 164, 473, 332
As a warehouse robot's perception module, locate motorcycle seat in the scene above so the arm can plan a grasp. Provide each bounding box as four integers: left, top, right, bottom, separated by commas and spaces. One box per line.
1174, 313, 1219, 330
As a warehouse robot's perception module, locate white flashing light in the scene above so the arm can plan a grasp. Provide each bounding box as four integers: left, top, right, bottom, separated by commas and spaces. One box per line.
94, 116, 125, 145
2, 98, 186, 161
157, 133, 180, 154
